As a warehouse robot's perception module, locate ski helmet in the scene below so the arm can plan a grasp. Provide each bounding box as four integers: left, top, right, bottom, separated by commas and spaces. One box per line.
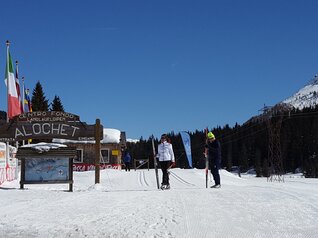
207, 132, 215, 139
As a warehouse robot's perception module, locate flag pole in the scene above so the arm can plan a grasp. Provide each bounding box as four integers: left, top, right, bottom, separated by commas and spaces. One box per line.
22, 76, 25, 113
21, 76, 25, 146
15, 60, 19, 149
5, 40, 10, 175
6, 40, 10, 123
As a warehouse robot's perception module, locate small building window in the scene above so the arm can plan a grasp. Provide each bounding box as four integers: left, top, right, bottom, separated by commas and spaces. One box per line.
101, 149, 109, 163
74, 149, 83, 163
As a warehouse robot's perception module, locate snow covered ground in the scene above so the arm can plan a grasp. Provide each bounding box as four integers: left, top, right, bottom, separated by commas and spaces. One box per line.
1, 168, 317, 238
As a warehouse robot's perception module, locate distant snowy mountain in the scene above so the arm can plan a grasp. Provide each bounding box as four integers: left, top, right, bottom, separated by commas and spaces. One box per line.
282, 75, 318, 109
246, 75, 318, 124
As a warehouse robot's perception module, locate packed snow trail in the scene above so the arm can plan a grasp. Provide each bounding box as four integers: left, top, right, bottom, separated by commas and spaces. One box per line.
0, 169, 318, 238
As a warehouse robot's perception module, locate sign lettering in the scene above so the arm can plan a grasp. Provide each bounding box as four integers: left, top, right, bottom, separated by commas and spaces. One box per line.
14, 123, 80, 139
16, 111, 80, 122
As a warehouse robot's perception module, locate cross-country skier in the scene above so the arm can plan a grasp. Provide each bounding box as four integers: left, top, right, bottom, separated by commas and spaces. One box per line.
205, 132, 222, 188
157, 134, 175, 190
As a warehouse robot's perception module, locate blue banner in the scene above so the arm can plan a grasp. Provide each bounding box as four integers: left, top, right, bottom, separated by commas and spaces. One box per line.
180, 131, 193, 168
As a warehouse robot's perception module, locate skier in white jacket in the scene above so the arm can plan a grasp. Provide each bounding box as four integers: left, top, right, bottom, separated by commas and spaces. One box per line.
157, 134, 175, 190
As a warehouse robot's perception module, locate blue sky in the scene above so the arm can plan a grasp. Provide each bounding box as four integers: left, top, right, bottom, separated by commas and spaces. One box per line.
1, 0, 318, 139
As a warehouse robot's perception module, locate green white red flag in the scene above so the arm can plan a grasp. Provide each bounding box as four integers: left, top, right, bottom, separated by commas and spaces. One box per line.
5, 46, 20, 119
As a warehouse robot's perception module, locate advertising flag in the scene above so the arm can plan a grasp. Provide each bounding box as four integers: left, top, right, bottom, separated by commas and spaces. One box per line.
23, 88, 32, 113
22, 78, 32, 113
180, 131, 193, 168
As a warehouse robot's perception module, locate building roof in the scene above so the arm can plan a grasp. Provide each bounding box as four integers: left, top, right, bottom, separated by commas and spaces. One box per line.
52, 128, 121, 144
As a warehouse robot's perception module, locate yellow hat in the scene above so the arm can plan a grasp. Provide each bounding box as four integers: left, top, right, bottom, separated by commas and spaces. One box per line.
207, 132, 215, 139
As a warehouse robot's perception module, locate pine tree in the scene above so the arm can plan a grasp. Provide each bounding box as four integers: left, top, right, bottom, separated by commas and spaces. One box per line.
31, 81, 49, 111
126, 105, 318, 176
51, 95, 65, 112
0, 110, 6, 120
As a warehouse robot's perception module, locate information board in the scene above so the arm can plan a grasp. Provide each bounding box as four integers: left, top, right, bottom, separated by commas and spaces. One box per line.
25, 157, 70, 182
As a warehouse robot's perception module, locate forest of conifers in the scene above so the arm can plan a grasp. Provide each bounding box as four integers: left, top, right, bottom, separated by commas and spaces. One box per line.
127, 106, 318, 178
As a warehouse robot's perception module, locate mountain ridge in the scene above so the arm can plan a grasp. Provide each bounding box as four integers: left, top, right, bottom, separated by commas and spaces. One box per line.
282, 75, 318, 110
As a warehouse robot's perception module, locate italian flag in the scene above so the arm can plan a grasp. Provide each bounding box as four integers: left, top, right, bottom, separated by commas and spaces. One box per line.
5, 50, 20, 119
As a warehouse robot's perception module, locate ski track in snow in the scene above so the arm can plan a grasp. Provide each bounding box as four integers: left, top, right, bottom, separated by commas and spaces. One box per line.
138, 170, 149, 187
169, 171, 196, 187
1, 169, 318, 238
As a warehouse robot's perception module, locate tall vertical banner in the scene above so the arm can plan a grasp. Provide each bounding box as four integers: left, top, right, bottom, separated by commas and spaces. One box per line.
22, 77, 31, 113
180, 131, 193, 168
24, 87, 32, 112
6, 145, 17, 182
0, 143, 7, 185
0, 141, 17, 185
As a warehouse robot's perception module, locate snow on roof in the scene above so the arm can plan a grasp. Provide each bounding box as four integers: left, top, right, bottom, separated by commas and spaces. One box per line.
52, 128, 121, 144
101, 128, 121, 143
21, 142, 67, 152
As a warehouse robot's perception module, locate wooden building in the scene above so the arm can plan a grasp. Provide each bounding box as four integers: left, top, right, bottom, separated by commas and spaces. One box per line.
53, 128, 126, 171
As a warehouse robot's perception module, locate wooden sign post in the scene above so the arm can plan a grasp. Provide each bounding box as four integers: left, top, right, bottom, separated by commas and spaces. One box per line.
95, 119, 101, 184
0, 112, 104, 190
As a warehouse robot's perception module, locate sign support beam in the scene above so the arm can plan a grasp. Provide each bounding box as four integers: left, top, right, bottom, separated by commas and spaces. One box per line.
95, 119, 101, 184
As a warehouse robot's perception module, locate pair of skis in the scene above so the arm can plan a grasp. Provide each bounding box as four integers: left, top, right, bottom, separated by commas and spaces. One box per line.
205, 154, 209, 188
151, 136, 173, 190
151, 136, 160, 189
205, 127, 209, 188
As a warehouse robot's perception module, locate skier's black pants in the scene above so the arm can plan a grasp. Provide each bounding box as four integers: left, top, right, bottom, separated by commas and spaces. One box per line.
210, 164, 220, 185
160, 161, 171, 185
124, 162, 131, 171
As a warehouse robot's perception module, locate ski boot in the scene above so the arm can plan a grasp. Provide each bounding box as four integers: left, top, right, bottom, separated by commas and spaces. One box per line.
210, 184, 221, 188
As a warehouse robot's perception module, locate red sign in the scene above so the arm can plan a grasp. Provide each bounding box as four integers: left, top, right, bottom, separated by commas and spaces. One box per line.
73, 163, 121, 172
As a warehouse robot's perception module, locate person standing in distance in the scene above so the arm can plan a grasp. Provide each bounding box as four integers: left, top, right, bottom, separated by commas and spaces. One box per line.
123, 150, 132, 172
157, 134, 175, 190
205, 132, 222, 188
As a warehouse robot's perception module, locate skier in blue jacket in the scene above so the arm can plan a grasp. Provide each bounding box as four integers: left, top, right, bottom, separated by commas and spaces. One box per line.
123, 151, 132, 172
205, 132, 221, 188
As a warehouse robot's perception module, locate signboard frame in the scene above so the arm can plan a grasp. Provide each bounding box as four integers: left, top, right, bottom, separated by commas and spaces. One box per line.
18, 148, 76, 192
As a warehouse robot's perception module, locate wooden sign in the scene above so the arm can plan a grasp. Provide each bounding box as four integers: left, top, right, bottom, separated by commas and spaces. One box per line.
0, 111, 103, 142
